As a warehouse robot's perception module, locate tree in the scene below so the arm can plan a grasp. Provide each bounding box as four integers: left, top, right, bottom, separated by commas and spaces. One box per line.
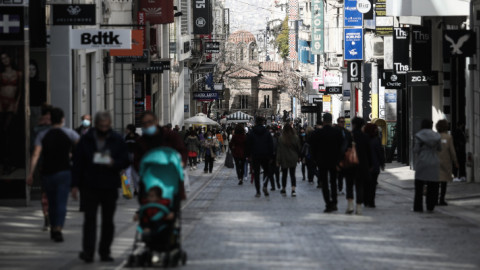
278, 61, 304, 101
275, 16, 290, 59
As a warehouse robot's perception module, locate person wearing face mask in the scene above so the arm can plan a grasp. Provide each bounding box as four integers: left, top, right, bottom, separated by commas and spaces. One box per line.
72, 112, 130, 263
75, 114, 92, 136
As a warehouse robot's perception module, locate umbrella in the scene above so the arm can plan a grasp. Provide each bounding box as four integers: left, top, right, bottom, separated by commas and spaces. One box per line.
184, 113, 220, 126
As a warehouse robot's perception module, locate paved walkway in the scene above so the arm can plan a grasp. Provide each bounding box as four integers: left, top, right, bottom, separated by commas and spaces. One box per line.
1, 159, 480, 270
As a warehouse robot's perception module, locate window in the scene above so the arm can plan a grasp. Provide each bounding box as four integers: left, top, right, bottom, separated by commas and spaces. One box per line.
217, 100, 224, 109
240, 47, 244, 61
240, 95, 249, 109
264, 95, 271, 108
181, 0, 189, 35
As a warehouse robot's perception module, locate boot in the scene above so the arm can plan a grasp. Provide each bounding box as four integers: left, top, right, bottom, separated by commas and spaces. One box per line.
355, 204, 363, 215
345, 200, 354, 214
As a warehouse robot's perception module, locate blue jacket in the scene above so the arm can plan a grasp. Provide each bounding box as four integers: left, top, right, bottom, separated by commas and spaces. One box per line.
72, 129, 130, 189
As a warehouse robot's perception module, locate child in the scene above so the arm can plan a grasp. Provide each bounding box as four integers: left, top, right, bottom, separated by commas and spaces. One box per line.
134, 187, 175, 234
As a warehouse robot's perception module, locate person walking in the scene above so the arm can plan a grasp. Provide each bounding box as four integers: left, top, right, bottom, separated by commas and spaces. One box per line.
124, 124, 140, 195
75, 114, 92, 136
276, 124, 301, 197
302, 126, 317, 184
72, 112, 130, 263
452, 121, 467, 181
364, 123, 385, 208
185, 130, 201, 171
347, 117, 372, 215
309, 114, 343, 212
299, 128, 307, 181
271, 128, 281, 189
27, 107, 80, 242
413, 119, 441, 213
335, 117, 350, 194
246, 117, 274, 197
202, 132, 217, 173
230, 125, 247, 185
436, 119, 458, 206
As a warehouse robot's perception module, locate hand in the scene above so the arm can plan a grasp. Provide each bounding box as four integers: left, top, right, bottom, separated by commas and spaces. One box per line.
71, 187, 78, 200
133, 213, 139, 222
26, 174, 34, 186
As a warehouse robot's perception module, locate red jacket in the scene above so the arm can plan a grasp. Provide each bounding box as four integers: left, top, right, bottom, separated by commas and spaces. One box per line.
229, 134, 247, 159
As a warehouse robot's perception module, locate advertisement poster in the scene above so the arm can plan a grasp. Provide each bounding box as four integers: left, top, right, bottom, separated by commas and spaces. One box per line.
393, 28, 410, 74
311, 0, 324, 55
193, 0, 212, 35
344, 0, 363, 28
344, 28, 363, 60
139, 0, 174, 25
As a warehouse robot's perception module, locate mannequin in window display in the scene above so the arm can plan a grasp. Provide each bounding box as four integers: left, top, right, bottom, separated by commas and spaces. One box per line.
0, 52, 23, 175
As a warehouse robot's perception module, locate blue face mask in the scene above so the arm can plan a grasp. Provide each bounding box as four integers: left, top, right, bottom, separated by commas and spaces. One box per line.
301, 133, 306, 136
142, 125, 157, 136
82, 119, 91, 127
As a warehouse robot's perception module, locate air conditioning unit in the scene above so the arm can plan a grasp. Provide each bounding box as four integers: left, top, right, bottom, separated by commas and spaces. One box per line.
373, 37, 384, 58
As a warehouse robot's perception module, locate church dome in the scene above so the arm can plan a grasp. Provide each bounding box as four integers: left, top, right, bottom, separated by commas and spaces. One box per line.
228, 30, 256, 44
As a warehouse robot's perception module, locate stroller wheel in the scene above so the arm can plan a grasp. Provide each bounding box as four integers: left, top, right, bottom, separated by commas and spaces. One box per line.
181, 251, 187, 266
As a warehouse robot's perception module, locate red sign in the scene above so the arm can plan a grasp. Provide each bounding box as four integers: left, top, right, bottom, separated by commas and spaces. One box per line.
146, 95, 152, 111
110, 30, 144, 56
139, 0, 174, 25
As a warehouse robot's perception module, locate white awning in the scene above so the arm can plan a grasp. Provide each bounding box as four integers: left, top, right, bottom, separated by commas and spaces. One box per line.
226, 111, 253, 123
387, 0, 470, 17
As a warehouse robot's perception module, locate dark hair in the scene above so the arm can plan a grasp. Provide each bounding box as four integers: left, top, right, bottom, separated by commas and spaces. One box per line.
94, 111, 112, 126
41, 104, 53, 116
337, 116, 345, 122
323, 113, 333, 123
141, 111, 157, 121
234, 124, 245, 135
351, 117, 365, 131
148, 186, 162, 198
126, 124, 136, 133
436, 119, 449, 133
421, 119, 433, 130
29, 59, 39, 81
255, 116, 265, 126
282, 124, 295, 138
50, 107, 64, 125
316, 119, 323, 126
364, 123, 378, 138
189, 130, 197, 137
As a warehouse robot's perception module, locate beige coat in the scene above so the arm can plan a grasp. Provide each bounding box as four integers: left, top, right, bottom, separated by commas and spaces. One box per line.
438, 133, 458, 182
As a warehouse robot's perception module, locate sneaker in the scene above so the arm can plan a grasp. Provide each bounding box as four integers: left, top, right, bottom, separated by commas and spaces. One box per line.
238, 180, 243, 185
194, 166, 197, 170
255, 193, 261, 198
52, 231, 64, 243
280, 189, 286, 196
291, 190, 296, 197
262, 187, 269, 197
453, 177, 461, 182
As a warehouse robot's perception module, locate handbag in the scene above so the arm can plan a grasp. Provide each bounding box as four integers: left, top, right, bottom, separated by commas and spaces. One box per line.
225, 149, 235, 169
121, 174, 133, 199
340, 142, 359, 169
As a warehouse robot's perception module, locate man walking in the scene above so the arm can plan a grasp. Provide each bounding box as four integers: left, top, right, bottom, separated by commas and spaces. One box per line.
246, 117, 274, 197
72, 112, 130, 263
75, 114, 92, 136
310, 113, 343, 213
335, 117, 351, 194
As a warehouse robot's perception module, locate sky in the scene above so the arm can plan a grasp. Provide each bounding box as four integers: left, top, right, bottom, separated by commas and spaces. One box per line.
225, 0, 272, 37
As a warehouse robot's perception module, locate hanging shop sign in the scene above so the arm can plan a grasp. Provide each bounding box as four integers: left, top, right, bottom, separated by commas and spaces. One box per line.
52, 4, 96, 25
326, 86, 343, 95
110, 30, 144, 57
139, 0, 174, 25
344, 28, 363, 60
70, 29, 131, 49
204, 41, 220, 53
393, 28, 410, 74
407, 71, 439, 87
133, 66, 163, 74
301, 106, 321, 113
193, 91, 218, 101
312, 76, 324, 90
412, 24, 432, 71
375, 0, 386, 16
347, 60, 362, 82
375, 16, 393, 36
312, 97, 323, 103
357, 0, 373, 19
114, 49, 148, 63
383, 71, 406, 89
311, 0, 324, 55
308, 94, 323, 104
151, 60, 171, 70
193, 0, 212, 34
443, 30, 477, 58
0, 1, 28, 6
363, 63, 372, 121
344, 0, 362, 28
0, 6, 24, 40
345, 110, 351, 118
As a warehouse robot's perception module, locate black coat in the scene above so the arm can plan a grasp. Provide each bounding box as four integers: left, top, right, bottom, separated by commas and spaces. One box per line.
352, 130, 372, 173
309, 125, 343, 169
245, 125, 274, 159
72, 129, 130, 189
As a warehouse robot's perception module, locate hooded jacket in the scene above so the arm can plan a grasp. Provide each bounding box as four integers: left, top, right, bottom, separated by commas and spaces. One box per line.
245, 125, 274, 159
414, 129, 441, 181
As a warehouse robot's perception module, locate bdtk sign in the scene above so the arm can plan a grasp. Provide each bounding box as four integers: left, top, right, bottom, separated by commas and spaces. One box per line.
71, 29, 131, 49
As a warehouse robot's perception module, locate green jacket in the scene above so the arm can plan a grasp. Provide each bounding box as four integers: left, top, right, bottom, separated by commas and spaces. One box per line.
276, 135, 301, 168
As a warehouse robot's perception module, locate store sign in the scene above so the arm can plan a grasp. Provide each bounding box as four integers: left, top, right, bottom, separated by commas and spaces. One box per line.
326, 86, 342, 95
344, 0, 362, 27
0, 0, 28, 6
110, 30, 144, 56
52, 4, 96, 25
71, 29, 131, 49
205, 42, 220, 53
312, 76, 324, 90
311, 0, 324, 55
115, 49, 148, 63
193, 91, 218, 101
151, 60, 171, 71
0, 7, 24, 40
312, 97, 323, 103
363, 63, 372, 121
393, 28, 410, 74
407, 71, 439, 87
344, 28, 363, 60
383, 71, 406, 89
375, 16, 393, 36
133, 66, 164, 74
345, 110, 351, 118
193, 0, 212, 34
301, 106, 320, 113
375, 0, 386, 16
308, 94, 323, 104
139, 0, 174, 25
412, 25, 432, 71
347, 60, 362, 82
443, 30, 477, 58
356, 0, 371, 14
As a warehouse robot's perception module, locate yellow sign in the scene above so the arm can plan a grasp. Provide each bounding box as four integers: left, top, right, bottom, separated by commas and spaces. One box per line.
323, 95, 331, 102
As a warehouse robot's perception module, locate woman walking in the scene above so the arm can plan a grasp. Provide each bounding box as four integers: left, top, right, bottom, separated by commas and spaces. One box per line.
185, 130, 201, 170
276, 125, 301, 197
436, 119, 458, 206
299, 128, 307, 181
302, 127, 317, 184
230, 125, 247, 185
364, 123, 385, 208
413, 119, 441, 212
203, 132, 217, 173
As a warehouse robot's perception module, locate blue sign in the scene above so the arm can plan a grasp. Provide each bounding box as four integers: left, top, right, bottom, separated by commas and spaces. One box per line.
344, 28, 363, 60
344, 0, 363, 27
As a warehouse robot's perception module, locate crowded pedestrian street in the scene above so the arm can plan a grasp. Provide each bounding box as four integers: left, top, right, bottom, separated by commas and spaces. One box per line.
1, 158, 480, 270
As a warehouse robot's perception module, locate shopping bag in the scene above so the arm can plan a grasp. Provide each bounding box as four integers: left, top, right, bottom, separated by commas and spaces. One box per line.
121, 173, 133, 199
225, 149, 235, 168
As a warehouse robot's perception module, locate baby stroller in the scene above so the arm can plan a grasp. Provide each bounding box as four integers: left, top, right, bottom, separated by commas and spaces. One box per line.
127, 147, 187, 267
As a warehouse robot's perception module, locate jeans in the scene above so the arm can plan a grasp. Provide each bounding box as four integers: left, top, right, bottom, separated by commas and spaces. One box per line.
281, 167, 297, 190
319, 167, 337, 208
346, 169, 366, 204
306, 160, 316, 182
244, 160, 249, 179
83, 188, 118, 257
252, 157, 270, 193
414, 180, 439, 212
188, 157, 197, 167
337, 171, 344, 192
204, 155, 214, 173
43, 170, 71, 228
234, 157, 246, 180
